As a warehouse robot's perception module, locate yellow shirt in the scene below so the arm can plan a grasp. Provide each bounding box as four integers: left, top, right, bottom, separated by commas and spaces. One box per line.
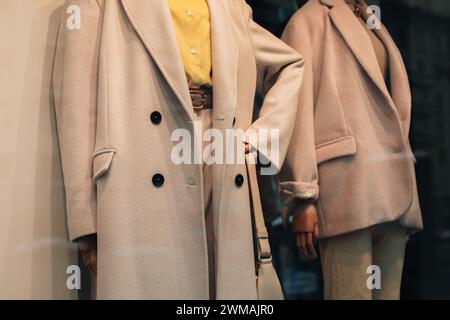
168, 0, 212, 87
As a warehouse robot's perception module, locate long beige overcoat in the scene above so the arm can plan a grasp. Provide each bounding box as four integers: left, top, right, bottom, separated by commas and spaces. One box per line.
53, 0, 303, 299
280, 0, 423, 238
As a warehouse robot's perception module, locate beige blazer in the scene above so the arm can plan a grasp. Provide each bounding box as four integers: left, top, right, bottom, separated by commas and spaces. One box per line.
53, 0, 303, 299
280, 0, 423, 238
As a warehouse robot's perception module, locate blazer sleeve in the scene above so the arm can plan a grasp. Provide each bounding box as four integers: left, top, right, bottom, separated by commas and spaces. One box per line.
279, 20, 320, 225
52, 0, 103, 241
242, 2, 305, 173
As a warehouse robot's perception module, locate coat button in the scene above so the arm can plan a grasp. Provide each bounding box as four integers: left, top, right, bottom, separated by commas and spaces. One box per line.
235, 174, 244, 187
150, 111, 162, 125
152, 174, 165, 187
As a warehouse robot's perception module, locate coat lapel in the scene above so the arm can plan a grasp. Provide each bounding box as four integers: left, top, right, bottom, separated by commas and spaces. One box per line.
372, 25, 412, 117
120, 0, 193, 118
207, 0, 239, 247
321, 0, 392, 103
207, 0, 238, 129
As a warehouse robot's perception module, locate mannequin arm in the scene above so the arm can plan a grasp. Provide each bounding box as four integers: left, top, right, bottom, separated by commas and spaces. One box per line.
53, 1, 103, 241
292, 203, 319, 260
242, 1, 304, 171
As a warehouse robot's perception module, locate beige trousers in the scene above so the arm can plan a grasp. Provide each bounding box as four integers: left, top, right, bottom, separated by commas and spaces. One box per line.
319, 222, 407, 300
194, 108, 215, 299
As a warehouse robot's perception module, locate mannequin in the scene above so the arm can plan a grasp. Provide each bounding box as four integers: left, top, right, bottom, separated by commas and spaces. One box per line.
53, 0, 303, 299
281, 0, 423, 299
291, 0, 390, 260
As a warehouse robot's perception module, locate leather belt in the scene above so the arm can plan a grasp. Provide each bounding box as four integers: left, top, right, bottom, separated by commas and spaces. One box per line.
190, 87, 213, 110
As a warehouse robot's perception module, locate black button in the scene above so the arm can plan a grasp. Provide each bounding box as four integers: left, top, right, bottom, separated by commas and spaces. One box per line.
233, 117, 236, 126
152, 174, 165, 187
235, 174, 244, 187
150, 111, 162, 125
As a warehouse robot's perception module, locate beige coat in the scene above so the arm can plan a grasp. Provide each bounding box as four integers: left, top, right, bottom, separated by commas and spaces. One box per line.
53, 0, 303, 299
280, 0, 423, 238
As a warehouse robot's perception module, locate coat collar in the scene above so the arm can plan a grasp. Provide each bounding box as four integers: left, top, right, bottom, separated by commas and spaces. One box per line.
372, 25, 411, 117
321, 0, 392, 102
120, 0, 238, 124
320, 0, 411, 116
120, 0, 194, 119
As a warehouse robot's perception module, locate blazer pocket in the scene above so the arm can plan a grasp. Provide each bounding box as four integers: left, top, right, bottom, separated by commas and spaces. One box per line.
316, 136, 357, 165
92, 148, 116, 183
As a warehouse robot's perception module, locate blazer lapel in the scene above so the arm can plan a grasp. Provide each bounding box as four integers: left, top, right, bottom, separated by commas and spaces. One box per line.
208, 0, 238, 129
372, 25, 412, 117
322, 0, 392, 103
120, 0, 193, 118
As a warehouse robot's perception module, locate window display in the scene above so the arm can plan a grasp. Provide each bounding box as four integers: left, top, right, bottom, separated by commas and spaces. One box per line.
0, 0, 449, 305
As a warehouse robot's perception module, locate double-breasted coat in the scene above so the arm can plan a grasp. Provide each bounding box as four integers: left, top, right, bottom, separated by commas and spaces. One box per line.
280, 0, 423, 238
53, 0, 304, 299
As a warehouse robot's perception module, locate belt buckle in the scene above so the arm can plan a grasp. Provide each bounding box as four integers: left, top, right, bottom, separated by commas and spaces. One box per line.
191, 92, 205, 110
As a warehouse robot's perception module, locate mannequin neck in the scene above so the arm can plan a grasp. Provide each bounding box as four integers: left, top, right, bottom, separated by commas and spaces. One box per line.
345, 0, 370, 20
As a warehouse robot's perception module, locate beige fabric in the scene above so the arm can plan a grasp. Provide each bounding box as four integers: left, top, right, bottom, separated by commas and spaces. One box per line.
347, 1, 390, 80
319, 222, 407, 300
196, 108, 215, 299
280, 0, 423, 237
53, 0, 304, 299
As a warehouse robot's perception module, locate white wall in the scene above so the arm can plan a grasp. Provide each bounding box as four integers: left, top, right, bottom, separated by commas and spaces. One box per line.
0, 0, 77, 299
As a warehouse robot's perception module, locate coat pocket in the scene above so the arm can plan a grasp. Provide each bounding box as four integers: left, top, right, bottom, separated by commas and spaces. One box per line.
316, 136, 357, 165
92, 148, 116, 183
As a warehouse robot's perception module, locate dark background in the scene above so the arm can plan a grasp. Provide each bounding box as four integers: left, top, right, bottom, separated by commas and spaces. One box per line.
247, 0, 450, 299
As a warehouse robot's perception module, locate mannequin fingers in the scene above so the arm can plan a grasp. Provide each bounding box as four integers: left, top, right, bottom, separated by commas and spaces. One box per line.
298, 233, 308, 258
306, 233, 318, 260
313, 223, 319, 241
81, 249, 97, 274
295, 234, 301, 248
296, 234, 305, 256
306, 232, 313, 247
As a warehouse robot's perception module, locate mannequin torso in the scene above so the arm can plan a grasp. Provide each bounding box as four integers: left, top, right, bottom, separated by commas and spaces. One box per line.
291, 0, 393, 259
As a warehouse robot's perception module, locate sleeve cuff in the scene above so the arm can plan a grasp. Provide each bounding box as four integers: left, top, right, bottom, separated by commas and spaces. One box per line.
280, 181, 319, 228
68, 218, 97, 242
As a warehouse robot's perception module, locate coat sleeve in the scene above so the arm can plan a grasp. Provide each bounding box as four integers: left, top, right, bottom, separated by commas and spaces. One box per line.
53, 0, 103, 241
279, 19, 320, 226
242, 2, 304, 173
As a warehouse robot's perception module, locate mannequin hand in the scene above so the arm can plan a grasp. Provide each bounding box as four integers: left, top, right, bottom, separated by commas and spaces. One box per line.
292, 203, 319, 260
244, 143, 255, 155
78, 234, 97, 275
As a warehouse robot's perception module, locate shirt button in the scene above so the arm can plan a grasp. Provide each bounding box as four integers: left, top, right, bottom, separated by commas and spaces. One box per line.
186, 10, 193, 17
190, 48, 198, 55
